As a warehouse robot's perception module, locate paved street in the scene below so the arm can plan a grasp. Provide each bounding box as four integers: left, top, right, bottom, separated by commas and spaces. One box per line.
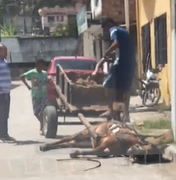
0, 81, 176, 180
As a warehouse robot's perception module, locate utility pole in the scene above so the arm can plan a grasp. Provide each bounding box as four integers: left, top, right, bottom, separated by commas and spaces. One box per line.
124, 0, 130, 32
171, 0, 176, 141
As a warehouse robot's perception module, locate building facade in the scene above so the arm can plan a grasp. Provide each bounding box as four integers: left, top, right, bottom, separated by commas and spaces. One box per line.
38, 7, 77, 32
136, 0, 171, 107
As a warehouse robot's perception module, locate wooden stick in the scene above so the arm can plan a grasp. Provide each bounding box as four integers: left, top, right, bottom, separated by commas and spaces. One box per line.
78, 113, 97, 140
54, 81, 76, 112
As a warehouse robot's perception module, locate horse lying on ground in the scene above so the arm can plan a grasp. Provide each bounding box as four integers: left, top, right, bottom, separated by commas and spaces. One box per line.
40, 114, 172, 162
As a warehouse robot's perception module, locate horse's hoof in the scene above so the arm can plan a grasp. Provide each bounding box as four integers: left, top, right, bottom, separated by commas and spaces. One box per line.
70, 150, 80, 158
40, 145, 48, 152
70, 153, 76, 158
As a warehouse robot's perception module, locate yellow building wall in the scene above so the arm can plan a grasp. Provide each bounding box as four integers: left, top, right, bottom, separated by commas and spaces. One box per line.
136, 0, 171, 107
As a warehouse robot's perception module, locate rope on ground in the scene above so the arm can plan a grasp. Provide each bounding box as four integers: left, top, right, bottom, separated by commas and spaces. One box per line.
56, 157, 101, 171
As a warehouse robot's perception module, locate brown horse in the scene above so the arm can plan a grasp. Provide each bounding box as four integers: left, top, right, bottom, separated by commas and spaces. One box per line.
40, 114, 170, 162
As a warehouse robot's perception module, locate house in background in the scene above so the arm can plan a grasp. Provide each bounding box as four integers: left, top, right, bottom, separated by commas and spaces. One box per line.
135, 0, 171, 107
38, 4, 84, 33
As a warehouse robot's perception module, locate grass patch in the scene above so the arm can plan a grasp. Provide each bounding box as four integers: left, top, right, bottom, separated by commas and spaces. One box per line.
134, 119, 171, 130
135, 128, 169, 135
133, 119, 173, 145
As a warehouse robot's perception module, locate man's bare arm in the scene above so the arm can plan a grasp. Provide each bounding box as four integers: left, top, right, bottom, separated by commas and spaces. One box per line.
94, 58, 106, 73
20, 74, 31, 90
92, 40, 119, 76
104, 40, 119, 58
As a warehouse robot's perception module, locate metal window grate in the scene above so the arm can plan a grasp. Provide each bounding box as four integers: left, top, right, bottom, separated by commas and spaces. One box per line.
154, 13, 167, 66
141, 22, 151, 73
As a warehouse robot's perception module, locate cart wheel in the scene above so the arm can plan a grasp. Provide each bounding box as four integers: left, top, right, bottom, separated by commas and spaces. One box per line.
43, 106, 58, 139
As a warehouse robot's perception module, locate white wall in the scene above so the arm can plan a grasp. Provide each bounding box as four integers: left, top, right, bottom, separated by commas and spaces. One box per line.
2, 37, 78, 63
91, 0, 102, 19
102, 41, 110, 74
83, 31, 95, 58
95, 39, 101, 60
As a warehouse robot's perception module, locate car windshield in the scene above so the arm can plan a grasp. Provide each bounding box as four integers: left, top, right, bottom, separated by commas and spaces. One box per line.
54, 59, 96, 71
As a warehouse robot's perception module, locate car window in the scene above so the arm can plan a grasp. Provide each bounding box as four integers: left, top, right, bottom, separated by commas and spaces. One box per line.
54, 59, 96, 71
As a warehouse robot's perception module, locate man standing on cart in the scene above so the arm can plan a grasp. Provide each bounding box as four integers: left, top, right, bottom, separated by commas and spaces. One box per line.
92, 18, 136, 122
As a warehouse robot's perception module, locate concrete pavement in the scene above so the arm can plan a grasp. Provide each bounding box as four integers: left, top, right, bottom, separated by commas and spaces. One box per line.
0, 81, 176, 180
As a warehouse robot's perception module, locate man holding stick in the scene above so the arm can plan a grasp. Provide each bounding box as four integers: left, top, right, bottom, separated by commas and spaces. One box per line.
92, 18, 136, 122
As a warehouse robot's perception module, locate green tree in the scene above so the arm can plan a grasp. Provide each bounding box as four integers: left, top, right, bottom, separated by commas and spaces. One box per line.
66, 18, 78, 36
0, 0, 7, 13
0, 0, 7, 25
52, 18, 78, 37
0, 24, 16, 37
52, 24, 69, 36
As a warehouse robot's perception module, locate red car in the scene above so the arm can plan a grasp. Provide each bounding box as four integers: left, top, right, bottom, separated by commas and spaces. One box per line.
47, 56, 101, 104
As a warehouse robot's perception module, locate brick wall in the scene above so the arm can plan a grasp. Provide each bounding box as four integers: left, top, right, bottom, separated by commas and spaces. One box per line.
102, 0, 136, 22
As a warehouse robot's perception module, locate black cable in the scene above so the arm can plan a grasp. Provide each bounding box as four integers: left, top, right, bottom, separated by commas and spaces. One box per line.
56, 157, 101, 171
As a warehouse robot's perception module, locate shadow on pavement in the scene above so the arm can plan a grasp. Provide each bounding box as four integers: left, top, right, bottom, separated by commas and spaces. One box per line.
11, 83, 21, 90
14, 140, 44, 146
130, 107, 159, 113
133, 155, 171, 165
55, 135, 70, 139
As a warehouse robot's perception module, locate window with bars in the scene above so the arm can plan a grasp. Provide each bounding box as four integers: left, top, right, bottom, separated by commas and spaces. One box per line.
56, 16, 64, 22
47, 16, 55, 23
154, 13, 167, 66
141, 22, 151, 73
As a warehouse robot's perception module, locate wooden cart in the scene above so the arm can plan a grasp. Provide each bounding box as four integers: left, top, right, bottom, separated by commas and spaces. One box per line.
43, 65, 124, 138
55, 65, 109, 113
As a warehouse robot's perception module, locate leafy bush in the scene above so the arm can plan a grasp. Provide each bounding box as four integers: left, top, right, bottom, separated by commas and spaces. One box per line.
0, 24, 16, 37
52, 18, 78, 37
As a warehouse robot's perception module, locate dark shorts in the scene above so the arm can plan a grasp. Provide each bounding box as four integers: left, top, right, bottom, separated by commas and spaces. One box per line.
103, 64, 135, 92
0, 93, 10, 137
32, 97, 48, 117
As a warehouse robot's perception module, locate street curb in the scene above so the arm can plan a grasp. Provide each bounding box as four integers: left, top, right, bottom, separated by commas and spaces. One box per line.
129, 122, 176, 162
163, 144, 176, 162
